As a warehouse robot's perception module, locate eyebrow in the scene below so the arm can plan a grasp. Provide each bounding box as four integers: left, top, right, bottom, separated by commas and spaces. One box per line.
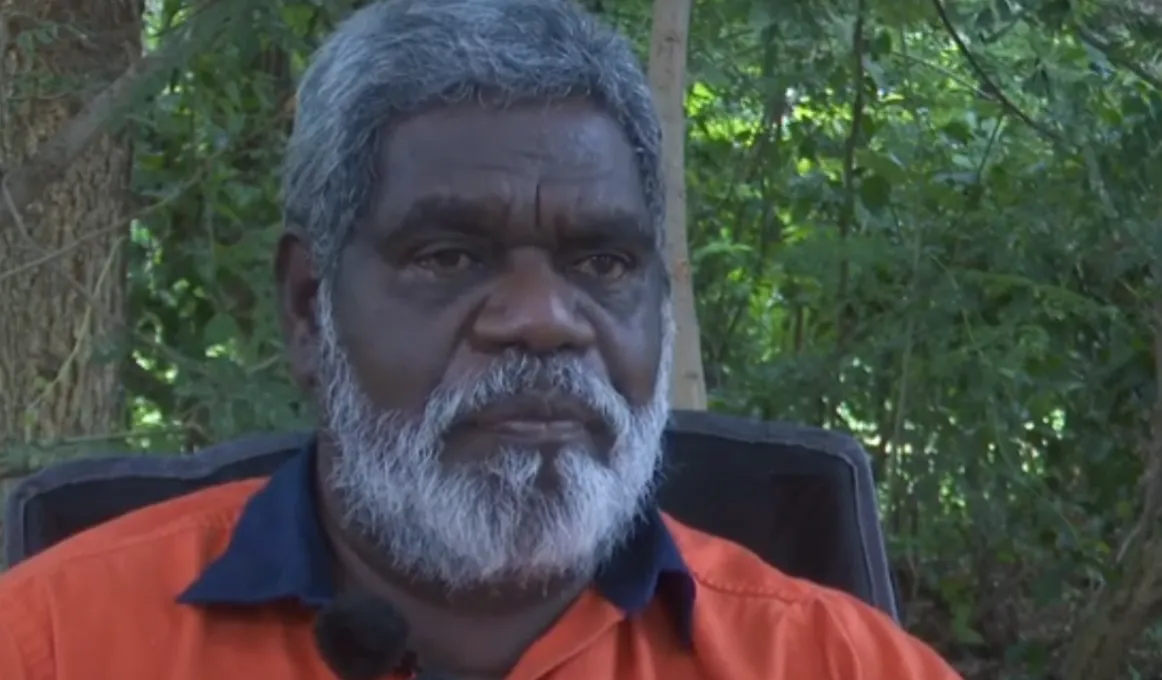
385, 196, 505, 240
562, 211, 656, 248
382, 195, 656, 247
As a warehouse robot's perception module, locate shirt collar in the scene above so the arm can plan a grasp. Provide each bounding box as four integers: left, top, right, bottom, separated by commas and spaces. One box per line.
178, 440, 695, 640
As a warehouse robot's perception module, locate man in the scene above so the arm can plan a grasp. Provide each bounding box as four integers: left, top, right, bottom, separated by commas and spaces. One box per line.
0, 1, 961, 678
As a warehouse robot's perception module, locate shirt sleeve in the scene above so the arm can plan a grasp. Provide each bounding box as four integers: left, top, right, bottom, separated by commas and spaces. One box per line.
813, 590, 963, 680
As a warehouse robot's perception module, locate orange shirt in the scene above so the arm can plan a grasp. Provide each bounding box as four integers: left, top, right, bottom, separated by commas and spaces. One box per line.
0, 444, 960, 679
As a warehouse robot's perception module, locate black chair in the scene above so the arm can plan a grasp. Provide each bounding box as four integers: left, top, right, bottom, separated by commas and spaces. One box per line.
1, 410, 899, 621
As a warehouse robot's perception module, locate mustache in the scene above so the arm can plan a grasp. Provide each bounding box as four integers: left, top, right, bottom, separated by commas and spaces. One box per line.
420, 352, 631, 436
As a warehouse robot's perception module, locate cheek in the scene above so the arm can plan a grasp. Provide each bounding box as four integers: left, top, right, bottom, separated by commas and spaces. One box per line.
600, 300, 664, 409
332, 284, 458, 415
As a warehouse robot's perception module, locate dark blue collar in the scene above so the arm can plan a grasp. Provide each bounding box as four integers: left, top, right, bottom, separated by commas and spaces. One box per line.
179, 441, 695, 641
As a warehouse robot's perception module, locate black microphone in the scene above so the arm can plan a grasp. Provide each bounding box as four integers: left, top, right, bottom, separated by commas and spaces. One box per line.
314, 592, 412, 680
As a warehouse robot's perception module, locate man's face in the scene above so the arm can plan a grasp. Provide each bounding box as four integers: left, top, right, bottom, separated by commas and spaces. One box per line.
283, 100, 672, 590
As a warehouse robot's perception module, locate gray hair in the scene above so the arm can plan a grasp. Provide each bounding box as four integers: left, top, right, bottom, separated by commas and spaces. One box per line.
283, 0, 665, 280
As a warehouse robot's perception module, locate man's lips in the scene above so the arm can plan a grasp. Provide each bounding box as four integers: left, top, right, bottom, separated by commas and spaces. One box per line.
480, 420, 587, 439
457, 394, 598, 440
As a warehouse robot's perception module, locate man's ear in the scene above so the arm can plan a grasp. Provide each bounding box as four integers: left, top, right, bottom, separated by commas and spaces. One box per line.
275, 230, 321, 393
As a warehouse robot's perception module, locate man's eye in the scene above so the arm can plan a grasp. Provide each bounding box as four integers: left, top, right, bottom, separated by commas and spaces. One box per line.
413, 249, 478, 273
573, 253, 633, 281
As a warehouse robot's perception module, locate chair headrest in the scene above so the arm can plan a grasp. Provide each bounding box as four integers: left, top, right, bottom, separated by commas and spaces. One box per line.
3, 411, 895, 623
3, 431, 309, 567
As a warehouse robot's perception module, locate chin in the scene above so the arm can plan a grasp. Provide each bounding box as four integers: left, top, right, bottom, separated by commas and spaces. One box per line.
332, 439, 659, 591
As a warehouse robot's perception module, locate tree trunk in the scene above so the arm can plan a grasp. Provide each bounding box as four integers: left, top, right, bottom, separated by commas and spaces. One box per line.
647, 0, 707, 410
0, 0, 140, 450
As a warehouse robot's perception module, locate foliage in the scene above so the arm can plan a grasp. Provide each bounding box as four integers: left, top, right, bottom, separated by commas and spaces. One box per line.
4, 0, 1162, 677
669, 0, 1162, 676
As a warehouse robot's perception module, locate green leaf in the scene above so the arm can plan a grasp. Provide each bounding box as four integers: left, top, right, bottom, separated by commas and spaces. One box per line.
203, 314, 239, 347
858, 173, 893, 212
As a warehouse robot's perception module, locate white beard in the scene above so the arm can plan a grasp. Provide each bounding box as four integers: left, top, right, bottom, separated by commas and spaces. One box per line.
315, 283, 673, 592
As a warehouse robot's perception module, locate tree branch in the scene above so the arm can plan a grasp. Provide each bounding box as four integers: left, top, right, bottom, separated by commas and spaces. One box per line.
1074, 25, 1162, 91
0, 0, 245, 232
930, 0, 1065, 146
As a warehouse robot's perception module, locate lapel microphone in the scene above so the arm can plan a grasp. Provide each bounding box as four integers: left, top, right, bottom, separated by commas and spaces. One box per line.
314, 592, 411, 680
313, 592, 461, 680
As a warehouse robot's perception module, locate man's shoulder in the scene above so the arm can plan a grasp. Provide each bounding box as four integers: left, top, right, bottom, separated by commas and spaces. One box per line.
663, 513, 821, 605
664, 515, 961, 679
0, 478, 265, 600
0, 476, 294, 680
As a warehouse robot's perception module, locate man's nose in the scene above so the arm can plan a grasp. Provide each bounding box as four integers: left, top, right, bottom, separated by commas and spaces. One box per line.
470, 250, 597, 354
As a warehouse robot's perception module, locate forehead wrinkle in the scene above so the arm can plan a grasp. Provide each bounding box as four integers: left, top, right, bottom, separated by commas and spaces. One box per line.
534, 181, 592, 240
534, 180, 546, 236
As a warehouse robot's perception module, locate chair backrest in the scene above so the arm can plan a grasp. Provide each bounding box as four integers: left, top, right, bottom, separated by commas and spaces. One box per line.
2, 410, 898, 620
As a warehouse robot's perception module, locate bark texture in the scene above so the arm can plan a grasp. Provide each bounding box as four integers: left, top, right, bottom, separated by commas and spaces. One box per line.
0, 0, 140, 447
